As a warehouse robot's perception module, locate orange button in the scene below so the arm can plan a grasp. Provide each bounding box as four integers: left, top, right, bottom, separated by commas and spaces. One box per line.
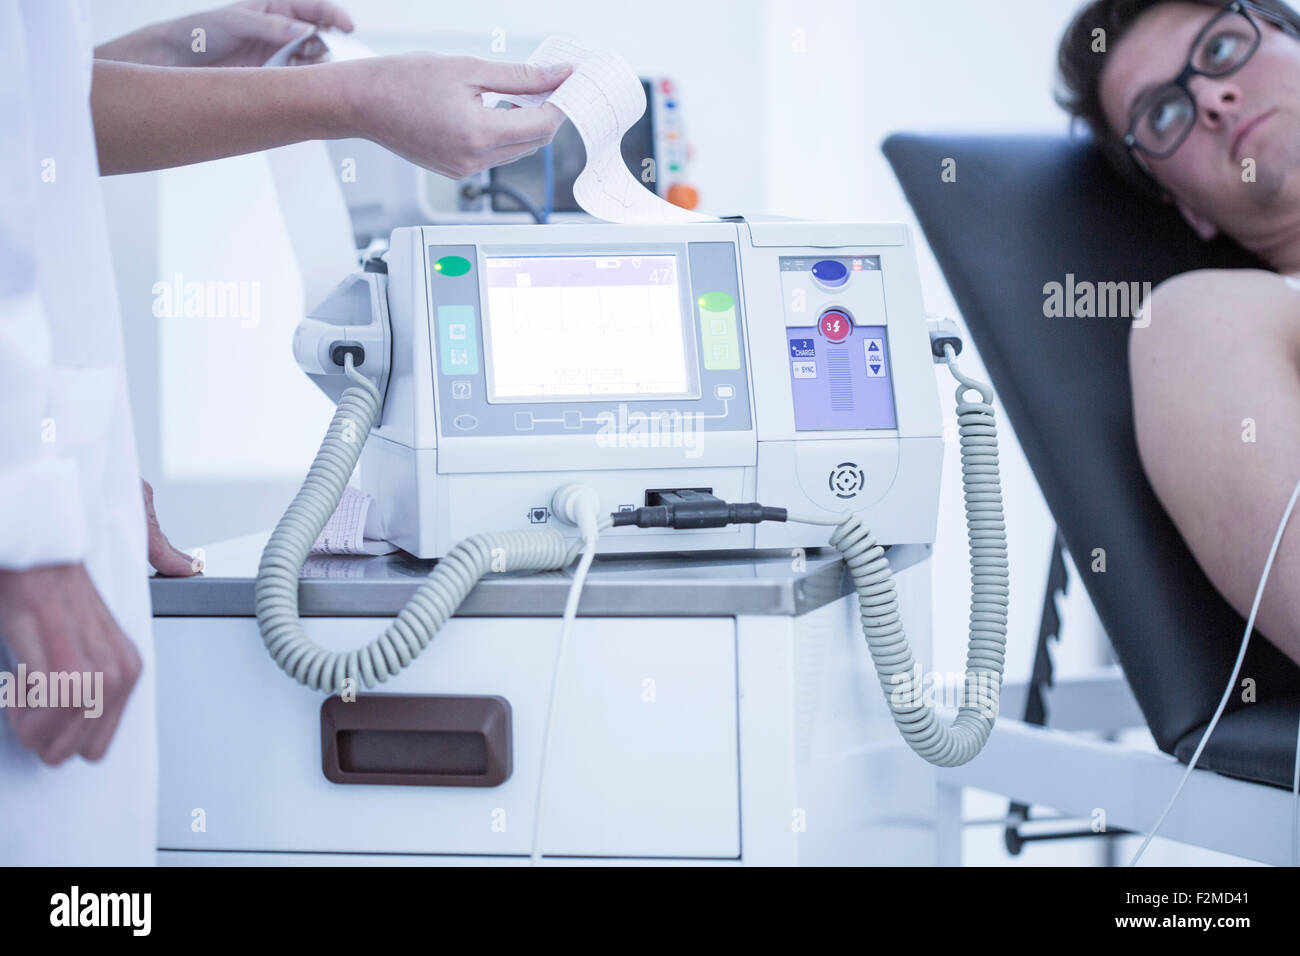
667, 183, 699, 210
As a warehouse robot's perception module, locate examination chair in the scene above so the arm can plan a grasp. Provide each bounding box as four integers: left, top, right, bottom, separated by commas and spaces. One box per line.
884, 133, 1300, 862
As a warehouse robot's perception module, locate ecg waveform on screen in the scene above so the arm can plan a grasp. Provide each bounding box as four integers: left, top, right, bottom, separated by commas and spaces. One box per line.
490, 287, 677, 336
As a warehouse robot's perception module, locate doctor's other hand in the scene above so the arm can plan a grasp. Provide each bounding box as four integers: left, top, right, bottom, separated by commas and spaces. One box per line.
95, 0, 355, 68
345, 54, 572, 180
143, 480, 200, 577
0, 565, 142, 765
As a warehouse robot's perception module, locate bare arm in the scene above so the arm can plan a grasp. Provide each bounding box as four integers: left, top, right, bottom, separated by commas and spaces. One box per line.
91, 54, 571, 178
1130, 269, 1300, 666
91, 59, 349, 174
94, 0, 354, 67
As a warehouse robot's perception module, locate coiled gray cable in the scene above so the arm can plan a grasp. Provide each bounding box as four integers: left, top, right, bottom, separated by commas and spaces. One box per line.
259, 350, 1008, 769
255, 358, 581, 693
790, 347, 1009, 766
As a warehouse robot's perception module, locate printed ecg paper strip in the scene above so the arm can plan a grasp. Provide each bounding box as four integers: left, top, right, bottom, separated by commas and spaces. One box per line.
483, 36, 713, 224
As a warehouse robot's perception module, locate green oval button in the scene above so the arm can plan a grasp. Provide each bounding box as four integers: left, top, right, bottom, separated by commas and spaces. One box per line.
434, 255, 471, 277
697, 291, 734, 312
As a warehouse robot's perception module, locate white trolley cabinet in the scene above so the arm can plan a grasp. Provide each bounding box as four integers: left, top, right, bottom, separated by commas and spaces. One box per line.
152, 535, 939, 865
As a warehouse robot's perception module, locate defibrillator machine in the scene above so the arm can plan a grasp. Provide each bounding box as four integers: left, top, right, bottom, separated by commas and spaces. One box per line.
258, 219, 1009, 773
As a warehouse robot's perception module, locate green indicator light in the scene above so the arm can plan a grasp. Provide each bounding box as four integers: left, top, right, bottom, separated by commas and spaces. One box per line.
698, 291, 734, 312
435, 255, 471, 277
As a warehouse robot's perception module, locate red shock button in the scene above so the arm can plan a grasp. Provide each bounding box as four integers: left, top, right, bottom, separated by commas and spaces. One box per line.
818, 309, 851, 344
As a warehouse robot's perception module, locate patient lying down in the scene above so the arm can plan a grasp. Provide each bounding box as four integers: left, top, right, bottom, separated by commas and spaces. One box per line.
1058, 0, 1300, 667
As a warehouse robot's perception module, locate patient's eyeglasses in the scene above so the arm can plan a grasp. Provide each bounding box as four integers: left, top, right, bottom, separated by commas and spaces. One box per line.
1123, 0, 1275, 160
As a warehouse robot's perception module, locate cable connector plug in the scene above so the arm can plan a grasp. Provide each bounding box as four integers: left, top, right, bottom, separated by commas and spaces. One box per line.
927, 315, 964, 364
551, 484, 602, 542
611, 490, 787, 529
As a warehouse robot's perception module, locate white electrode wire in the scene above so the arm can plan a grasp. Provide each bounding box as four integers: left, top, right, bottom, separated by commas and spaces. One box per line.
256, 356, 576, 692
530, 529, 598, 866
788, 344, 1009, 767
1128, 474, 1300, 867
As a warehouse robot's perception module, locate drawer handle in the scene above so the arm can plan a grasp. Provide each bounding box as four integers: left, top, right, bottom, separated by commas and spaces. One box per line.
320, 694, 511, 787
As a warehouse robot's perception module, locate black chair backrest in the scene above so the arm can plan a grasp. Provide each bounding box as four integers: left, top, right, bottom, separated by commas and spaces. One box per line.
883, 133, 1300, 754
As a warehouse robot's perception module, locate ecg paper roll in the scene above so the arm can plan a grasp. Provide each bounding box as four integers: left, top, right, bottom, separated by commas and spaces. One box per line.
484, 36, 714, 224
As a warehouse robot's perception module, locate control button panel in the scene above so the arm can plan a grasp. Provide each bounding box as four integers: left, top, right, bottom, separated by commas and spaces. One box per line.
779, 254, 896, 432
698, 291, 740, 371
785, 324, 897, 430
437, 305, 479, 375
779, 255, 884, 328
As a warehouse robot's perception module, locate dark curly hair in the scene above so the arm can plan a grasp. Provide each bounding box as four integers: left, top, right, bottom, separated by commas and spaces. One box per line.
1056, 0, 1300, 198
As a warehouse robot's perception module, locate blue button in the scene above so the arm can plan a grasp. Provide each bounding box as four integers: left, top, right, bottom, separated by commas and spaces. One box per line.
811, 259, 848, 288
789, 338, 816, 358
437, 305, 479, 375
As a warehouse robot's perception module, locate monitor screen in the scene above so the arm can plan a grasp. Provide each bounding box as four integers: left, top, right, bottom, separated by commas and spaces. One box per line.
481, 254, 696, 403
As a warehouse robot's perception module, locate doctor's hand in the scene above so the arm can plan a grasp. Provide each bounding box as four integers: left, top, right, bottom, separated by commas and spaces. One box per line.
0, 565, 142, 765
142, 480, 201, 577
343, 54, 572, 180
95, 0, 355, 68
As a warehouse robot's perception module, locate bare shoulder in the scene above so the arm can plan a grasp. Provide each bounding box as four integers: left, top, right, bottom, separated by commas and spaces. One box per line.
1131, 267, 1298, 364
1129, 266, 1300, 485
1153, 266, 1285, 298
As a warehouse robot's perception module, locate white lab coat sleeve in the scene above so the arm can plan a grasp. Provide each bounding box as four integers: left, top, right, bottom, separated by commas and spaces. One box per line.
0, 0, 89, 567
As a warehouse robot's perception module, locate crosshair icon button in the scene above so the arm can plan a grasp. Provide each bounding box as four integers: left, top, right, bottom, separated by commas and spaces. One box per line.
828, 462, 866, 499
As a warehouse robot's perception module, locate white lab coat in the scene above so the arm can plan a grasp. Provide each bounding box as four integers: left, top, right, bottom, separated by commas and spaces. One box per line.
0, 0, 156, 865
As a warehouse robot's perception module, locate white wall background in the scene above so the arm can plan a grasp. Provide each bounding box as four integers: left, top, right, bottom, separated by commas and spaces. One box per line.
92, 0, 1236, 865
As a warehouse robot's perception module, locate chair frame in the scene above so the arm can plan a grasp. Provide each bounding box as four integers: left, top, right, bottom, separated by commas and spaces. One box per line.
937, 534, 1296, 866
